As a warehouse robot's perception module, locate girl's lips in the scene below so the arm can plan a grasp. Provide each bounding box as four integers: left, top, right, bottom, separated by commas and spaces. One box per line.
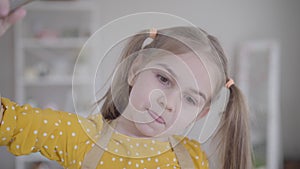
148, 110, 166, 124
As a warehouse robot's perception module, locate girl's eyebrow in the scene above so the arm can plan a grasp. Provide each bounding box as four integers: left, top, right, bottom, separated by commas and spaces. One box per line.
157, 63, 207, 101
157, 63, 178, 79
189, 88, 207, 101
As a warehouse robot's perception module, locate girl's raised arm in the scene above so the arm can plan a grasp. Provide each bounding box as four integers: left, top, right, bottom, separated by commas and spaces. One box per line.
0, 97, 100, 168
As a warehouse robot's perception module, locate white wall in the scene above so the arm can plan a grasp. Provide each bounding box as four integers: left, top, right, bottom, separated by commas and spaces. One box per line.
0, 0, 299, 167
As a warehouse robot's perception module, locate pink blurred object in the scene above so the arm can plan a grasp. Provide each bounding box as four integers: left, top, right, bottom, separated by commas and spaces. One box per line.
35, 29, 59, 39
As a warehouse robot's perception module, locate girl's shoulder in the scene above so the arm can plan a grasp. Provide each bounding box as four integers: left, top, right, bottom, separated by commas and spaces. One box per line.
174, 135, 210, 168
86, 113, 103, 128
173, 135, 202, 150
81, 113, 104, 135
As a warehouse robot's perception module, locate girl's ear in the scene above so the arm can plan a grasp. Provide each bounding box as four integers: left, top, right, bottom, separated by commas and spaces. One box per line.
196, 105, 210, 121
128, 55, 144, 86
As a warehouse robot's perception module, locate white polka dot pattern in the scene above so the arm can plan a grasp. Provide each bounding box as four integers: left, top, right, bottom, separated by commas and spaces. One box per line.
0, 97, 209, 169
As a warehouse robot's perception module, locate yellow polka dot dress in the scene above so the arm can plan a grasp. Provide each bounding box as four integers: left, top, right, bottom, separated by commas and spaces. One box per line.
0, 98, 209, 169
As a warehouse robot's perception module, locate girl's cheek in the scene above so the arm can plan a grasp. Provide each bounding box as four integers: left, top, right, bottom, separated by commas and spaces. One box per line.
181, 104, 201, 117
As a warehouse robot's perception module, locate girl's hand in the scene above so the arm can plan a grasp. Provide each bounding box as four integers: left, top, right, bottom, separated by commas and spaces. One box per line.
0, 0, 26, 37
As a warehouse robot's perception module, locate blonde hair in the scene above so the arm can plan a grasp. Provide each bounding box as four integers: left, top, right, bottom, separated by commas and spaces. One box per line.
96, 26, 253, 169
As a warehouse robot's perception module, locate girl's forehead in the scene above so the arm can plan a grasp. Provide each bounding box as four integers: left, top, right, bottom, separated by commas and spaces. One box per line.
146, 52, 208, 77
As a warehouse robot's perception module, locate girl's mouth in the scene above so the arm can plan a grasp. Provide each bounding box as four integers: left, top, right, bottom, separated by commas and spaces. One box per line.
148, 110, 166, 124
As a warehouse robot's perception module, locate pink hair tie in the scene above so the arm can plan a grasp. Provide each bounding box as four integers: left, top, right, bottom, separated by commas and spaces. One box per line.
225, 78, 235, 88
149, 28, 157, 39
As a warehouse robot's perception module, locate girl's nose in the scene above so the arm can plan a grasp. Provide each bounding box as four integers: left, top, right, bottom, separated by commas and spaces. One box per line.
157, 92, 178, 112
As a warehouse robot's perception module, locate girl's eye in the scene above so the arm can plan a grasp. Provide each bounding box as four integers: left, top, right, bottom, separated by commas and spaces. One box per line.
156, 74, 171, 86
185, 95, 197, 105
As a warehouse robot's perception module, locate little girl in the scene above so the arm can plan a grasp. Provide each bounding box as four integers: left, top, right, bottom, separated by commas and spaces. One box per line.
0, 25, 252, 168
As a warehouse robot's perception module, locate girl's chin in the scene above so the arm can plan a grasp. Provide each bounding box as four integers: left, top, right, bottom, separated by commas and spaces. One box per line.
134, 122, 165, 138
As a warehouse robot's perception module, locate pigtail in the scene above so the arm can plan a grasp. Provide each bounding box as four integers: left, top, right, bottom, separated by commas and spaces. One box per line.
206, 34, 253, 169
120, 30, 153, 61
216, 85, 253, 169
99, 30, 151, 121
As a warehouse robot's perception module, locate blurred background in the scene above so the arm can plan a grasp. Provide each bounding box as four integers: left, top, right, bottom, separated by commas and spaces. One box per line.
0, 0, 299, 169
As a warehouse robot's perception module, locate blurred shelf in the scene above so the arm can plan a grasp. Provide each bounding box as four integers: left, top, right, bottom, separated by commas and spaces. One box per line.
26, 0, 96, 11
22, 38, 89, 49
24, 76, 91, 86
14, 0, 97, 167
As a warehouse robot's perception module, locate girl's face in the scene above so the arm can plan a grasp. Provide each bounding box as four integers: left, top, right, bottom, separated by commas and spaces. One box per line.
121, 52, 211, 138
